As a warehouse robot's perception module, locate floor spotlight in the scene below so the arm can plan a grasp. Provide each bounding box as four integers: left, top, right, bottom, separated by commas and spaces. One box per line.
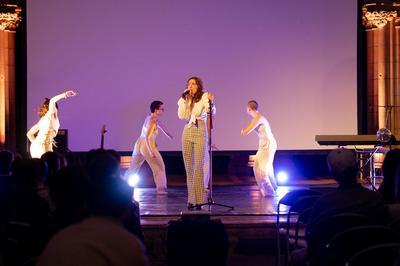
277, 171, 288, 184
127, 174, 140, 187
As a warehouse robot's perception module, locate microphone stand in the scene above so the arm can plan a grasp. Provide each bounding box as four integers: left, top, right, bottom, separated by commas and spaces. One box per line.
199, 99, 234, 211
356, 145, 382, 191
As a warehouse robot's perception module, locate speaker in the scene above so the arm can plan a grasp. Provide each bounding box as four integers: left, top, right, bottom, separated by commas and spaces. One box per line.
167, 217, 228, 266
54, 129, 68, 153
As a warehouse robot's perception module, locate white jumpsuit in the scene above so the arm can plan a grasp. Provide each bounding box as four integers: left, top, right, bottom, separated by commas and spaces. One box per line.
29, 96, 62, 158
125, 116, 167, 192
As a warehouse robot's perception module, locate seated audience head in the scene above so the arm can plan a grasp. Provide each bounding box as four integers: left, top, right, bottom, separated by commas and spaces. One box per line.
327, 148, 359, 186
88, 177, 133, 220
85, 149, 131, 219
0, 150, 14, 175
12, 158, 47, 189
85, 149, 120, 181
379, 149, 400, 203
41, 152, 63, 182
382, 150, 400, 180
48, 165, 89, 211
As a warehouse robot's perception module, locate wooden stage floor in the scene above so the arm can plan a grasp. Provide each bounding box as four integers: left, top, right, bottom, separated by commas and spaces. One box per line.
135, 182, 337, 223
134, 182, 337, 266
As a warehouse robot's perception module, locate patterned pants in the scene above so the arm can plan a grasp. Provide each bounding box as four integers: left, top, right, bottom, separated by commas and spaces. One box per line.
253, 139, 278, 196
125, 138, 167, 191
182, 123, 207, 205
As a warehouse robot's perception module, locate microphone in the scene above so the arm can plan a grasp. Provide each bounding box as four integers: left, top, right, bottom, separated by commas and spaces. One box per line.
181, 89, 191, 99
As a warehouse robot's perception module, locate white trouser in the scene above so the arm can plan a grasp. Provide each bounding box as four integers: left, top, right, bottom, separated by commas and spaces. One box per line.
253, 139, 277, 196
125, 138, 167, 191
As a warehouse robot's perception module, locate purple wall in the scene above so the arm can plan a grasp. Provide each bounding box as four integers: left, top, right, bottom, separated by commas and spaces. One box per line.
27, 0, 357, 151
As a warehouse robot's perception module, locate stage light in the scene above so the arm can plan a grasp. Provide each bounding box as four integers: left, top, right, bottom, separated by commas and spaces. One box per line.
127, 174, 140, 187
277, 171, 288, 184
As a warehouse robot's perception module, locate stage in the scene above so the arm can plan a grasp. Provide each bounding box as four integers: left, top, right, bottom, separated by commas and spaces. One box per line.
135, 181, 337, 266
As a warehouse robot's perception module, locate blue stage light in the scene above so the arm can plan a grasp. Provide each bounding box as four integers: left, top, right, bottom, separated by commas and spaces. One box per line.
127, 173, 140, 187
277, 171, 288, 184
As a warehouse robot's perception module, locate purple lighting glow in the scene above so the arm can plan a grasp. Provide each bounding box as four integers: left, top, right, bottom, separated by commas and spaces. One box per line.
27, 0, 357, 151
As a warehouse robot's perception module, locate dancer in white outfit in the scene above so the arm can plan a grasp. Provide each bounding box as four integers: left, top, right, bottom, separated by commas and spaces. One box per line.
241, 100, 278, 196
125, 101, 172, 194
27, 90, 77, 158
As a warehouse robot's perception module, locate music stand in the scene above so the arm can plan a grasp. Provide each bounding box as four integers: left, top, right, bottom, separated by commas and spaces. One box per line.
199, 100, 234, 211
358, 128, 394, 191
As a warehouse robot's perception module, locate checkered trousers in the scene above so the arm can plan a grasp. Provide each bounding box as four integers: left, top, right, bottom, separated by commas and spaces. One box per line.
182, 123, 207, 205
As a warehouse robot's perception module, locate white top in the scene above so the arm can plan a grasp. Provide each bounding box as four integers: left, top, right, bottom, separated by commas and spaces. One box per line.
139, 115, 158, 143
35, 99, 60, 144
177, 92, 216, 127
255, 116, 276, 149
28, 94, 65, 158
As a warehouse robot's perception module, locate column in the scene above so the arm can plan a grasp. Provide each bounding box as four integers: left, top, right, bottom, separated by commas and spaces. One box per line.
0, 3, 21, 151
362, 2, 400, 136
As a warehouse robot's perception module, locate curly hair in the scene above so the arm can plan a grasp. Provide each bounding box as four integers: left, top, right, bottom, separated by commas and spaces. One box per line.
38, 98, 58, 118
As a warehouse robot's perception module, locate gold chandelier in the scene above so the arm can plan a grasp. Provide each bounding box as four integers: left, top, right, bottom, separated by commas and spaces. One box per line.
362, 2, 400, 29
0, 4, 22, 32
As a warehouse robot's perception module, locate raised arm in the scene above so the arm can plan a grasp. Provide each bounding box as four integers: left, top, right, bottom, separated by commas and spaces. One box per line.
157, 121, 173, 140
177, 97, 191, 120
145, 118, 157, 158
26, 123, 39, 143
241, 116, 261, 136
48, 90, 77, 114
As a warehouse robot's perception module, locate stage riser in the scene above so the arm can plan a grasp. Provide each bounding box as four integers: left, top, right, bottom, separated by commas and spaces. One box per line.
142, 218, 286, 266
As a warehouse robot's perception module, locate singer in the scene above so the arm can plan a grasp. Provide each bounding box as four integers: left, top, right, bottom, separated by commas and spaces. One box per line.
177, 77, 215, 210
241, 100, 278, 197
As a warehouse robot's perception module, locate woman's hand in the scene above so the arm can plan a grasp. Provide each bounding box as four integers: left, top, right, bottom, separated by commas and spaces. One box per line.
65, 90, 77, 98
241, 129, 246, 136
207, 92, 214, 101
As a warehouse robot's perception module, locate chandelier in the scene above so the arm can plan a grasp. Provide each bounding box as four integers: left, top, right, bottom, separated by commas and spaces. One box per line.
0, 4, 22, 32
362, 3, 400, 29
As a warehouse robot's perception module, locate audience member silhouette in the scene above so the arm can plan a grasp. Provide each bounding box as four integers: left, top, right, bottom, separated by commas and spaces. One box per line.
47, 165, 90, 235
85, 149, 144, 242
10, 158, 49, 227
0, 150, 13, 176
0, 150, 14, 226
6, 158, 51, 261
378, 150, 400, 204
38, 150, 149, 266
307, 148, 388, 230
